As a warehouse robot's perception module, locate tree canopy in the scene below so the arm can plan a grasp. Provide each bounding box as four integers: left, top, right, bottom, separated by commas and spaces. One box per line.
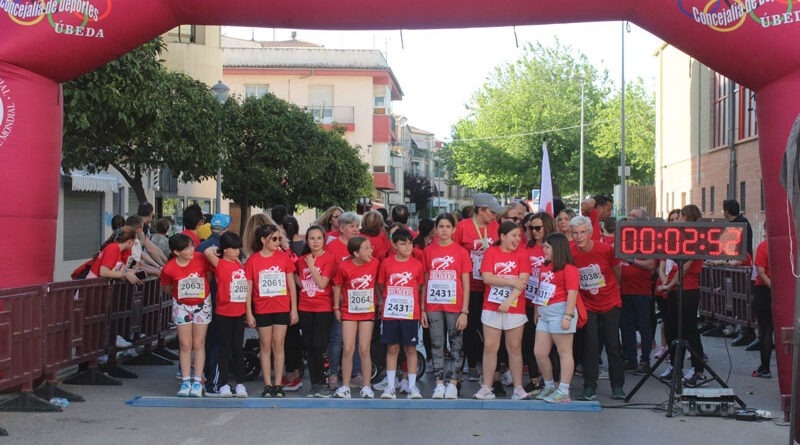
220, 93, 372, 233
446, 40, 655, 199
62, 38, 220, 204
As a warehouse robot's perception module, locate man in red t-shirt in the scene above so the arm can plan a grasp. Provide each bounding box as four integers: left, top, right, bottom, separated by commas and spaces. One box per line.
569, 215, 625, 401
580, 194, 613, 242
453, 192, 502, 382
619, 208, 657, 375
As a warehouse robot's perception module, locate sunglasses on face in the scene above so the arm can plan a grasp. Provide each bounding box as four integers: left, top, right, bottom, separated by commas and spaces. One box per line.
528, 226, 544, 231
332, 214, 340, 219
270, 236, 282, 242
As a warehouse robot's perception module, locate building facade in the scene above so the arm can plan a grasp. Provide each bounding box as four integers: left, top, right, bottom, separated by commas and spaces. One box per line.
655, 43, 764, 242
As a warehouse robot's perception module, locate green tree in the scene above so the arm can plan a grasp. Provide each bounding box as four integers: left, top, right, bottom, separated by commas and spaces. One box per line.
221, 94, 371, 234
62, 38, 220, 204
593, 78, 656, 186
447, 40, 653, 198
404, 172, 435, 215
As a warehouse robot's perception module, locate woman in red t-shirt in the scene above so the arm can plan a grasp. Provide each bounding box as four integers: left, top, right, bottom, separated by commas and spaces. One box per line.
656, 204, 707, 387
159, 233, 211, 397
295, 225, 337, 397
533, 233, 580, 403
244, 224, 298, 398
88, 226, 140, 284
203, 232, 248, 398
474, 221, 532, 401
522, 211, 555, 392
332, 236, 379, 398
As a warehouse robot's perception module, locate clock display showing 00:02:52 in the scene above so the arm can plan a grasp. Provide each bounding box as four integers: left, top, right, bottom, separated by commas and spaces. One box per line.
615, 222, 747, 260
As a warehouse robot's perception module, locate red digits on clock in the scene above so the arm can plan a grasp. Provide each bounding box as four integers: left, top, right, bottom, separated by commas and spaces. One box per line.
682, 228, 698, 255
621, 227, 638, 254
664, 228, 680, 255
640, 227, 656, 254
707, 228, 722, 255
723, 228, 743, 256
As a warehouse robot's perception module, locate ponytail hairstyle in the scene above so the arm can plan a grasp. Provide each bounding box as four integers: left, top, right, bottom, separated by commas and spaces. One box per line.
115, 226, 138, 243
413, 218, 434, 250
168, 233, 194, 260
251, 224, 280, 254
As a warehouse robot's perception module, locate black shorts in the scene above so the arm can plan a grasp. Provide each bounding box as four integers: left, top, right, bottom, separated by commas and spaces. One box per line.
254, 312, 290, 327
380, 319, 419, 346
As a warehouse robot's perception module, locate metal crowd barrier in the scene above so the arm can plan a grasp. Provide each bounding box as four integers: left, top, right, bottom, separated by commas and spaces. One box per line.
0, 276, 176, 412
698, 265, 754, 329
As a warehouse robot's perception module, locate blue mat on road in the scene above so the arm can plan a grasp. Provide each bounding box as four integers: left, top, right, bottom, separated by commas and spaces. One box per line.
126, 396, 601, 412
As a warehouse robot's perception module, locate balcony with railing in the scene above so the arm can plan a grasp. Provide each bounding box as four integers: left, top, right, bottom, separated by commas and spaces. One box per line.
307, 106, 355, 131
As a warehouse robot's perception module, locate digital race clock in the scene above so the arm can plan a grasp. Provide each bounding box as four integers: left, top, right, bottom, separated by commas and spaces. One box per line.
614, 221, 747, 260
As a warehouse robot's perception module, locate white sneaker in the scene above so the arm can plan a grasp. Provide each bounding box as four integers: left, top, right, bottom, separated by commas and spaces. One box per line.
235, 384, 248, 398
683, 367, 695, 381
116, 335, 132, 348
511, 386, 529, 400
360, 386, 375, 399
381, 386, 396, 399
399, 378, 409, 394
374, 376, 399, 391
333, 385, 351, 399
407, 385, 422, 399
501, 370, 513, 386
444, 383, 459, 399
189, 381, 203, 398
218, 384, 233, 398
659, 365, 674, 380
473, 385, 495, 400
177, 380, 191, 397
431, 383, 446, 399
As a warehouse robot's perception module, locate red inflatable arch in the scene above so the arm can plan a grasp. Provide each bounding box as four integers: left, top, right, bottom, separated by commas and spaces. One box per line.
0, 0, 797, 418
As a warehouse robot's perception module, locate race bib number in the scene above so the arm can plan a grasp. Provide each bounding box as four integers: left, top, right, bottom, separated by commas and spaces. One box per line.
347, 289, 374, 313
578, 265, 606, 290
524, 274, 540, 302
229, 278, 248, 303
532, 281, 556, 306
427, 280, 457, 305
178, 277, 205, 300
471, 250, 484, 280
488, 286, 516, 307
258, 271, 287, 297
383, 294, 414, 319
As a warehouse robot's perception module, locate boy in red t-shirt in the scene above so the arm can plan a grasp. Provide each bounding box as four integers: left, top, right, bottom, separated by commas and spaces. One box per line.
377, 228, 426, 399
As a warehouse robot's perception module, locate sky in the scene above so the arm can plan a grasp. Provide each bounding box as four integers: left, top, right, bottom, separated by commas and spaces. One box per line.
222, 22, 664, 140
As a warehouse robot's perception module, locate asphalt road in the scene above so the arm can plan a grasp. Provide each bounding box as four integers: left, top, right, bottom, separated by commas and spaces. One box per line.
0, 333, 790, 445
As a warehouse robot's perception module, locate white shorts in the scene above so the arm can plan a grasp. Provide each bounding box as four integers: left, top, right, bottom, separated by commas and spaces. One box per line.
536, 302, 577, 334
173, 298, 212, 325
481, 310, 527, 331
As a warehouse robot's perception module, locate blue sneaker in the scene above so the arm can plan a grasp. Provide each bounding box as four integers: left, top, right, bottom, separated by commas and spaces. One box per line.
189, 381, 203, 397
177, 380, 191, 397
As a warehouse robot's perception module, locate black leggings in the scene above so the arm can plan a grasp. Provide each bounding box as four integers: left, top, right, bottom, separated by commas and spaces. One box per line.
753, 285, 773, 370
284, 323, 303, 373
215, 314, 245, 387
465, 290, 485, 369
299, 311, 334, 385
665, 289, 704, 371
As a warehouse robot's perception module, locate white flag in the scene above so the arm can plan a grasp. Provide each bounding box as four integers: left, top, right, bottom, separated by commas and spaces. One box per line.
540, 141, 554, 216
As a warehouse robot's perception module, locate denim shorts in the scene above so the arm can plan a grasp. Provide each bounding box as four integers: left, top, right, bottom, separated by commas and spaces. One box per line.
535, 302, 577, 334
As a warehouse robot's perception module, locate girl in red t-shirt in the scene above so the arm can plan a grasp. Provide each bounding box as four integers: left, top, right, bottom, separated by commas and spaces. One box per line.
88, 226, 140, 284
475, 221, 531, 401
295, 225, 337, 397
203, 232, 248, 398
421, 213, 471, 399
332, 236, 379, 398
533, 233, 580, 403
244, 224, 298, 398
159, 233, 211, 397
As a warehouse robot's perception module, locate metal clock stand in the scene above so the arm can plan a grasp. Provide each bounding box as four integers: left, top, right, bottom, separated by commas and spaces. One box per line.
624, 259, 747, 416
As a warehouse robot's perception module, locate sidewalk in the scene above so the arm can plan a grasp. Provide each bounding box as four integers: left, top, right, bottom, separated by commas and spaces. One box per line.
0, 334, 789, 445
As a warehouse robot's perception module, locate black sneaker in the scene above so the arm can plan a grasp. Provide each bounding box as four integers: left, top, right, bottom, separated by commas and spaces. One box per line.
684, 373, 709, 388
262, 385, 274, 398
524, 380, 542, 395
622, 360, 636, 372
492, 381, 507, 398
273, 385, 285, 398
633, 363, 652, 375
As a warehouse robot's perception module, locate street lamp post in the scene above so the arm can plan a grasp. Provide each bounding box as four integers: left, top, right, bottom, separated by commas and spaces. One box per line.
210, 80, 230, 214
620, 22, 629, 216
577, 77, 585, 202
